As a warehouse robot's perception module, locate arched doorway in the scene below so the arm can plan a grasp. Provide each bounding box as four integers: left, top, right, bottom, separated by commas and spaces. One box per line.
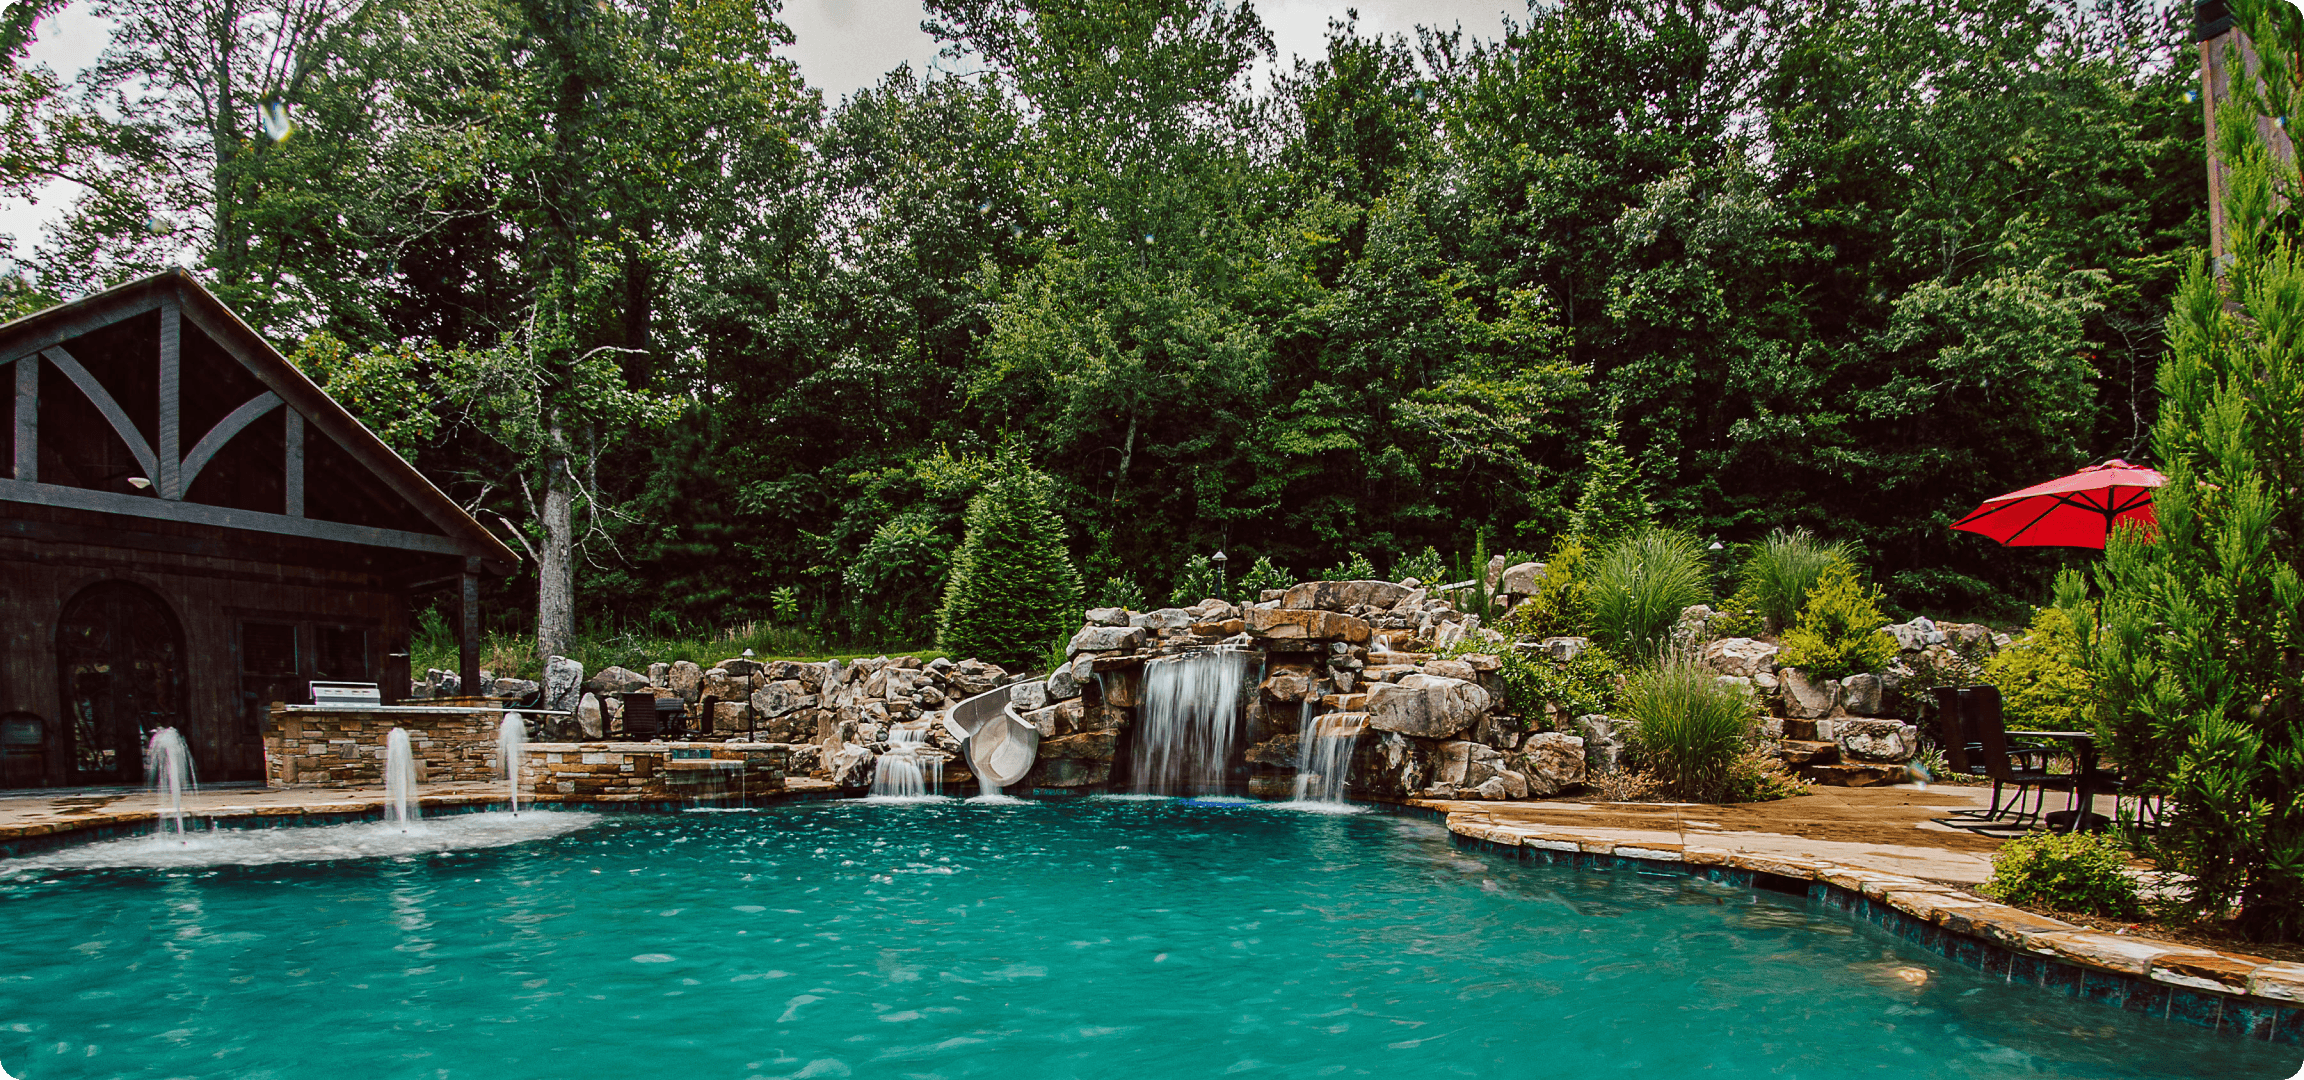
55, 581, 186, 786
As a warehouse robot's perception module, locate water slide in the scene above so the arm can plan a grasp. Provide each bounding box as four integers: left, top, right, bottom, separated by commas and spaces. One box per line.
941, 685, 1040, 793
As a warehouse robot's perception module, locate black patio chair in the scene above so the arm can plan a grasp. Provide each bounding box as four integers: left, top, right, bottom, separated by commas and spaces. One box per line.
620, 692, 663, 740
1963, 687, 2075, 832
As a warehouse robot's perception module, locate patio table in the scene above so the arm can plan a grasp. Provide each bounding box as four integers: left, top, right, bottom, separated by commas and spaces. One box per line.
2007, 729, 2109, 832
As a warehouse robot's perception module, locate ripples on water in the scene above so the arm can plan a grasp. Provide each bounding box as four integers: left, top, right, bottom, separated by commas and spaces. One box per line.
0, 799, 2292, 1079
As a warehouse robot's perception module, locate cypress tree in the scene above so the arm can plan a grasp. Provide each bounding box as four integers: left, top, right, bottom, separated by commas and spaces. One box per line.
1568, 417, 1652, 543
2092, 0, 2304, 942
935, 451, 1083, 670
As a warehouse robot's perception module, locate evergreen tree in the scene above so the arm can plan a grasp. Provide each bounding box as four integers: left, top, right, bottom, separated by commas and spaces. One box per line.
1568, 417, 1652, 544
2091, 0, 2304, 942
936, 451, 1084, 669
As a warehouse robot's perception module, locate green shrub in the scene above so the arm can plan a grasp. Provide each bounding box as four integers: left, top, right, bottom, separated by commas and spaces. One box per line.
1170, 554, 1221, 606
1586, 528, 1709, 658
1980, 831, 2142, 918
1496, 535, 1589, 640
1094, 575, 1147, 611
1776, 561, 1896, 680
1497, 646, 1620, 723
1392, 545, 1444, 585
1320, 550, 1379, 582
843, 509, 954, 642
1621, 654, 1757, 801
769, 586, 802, 627
1708, 584, 1766, 638
1983, 605, 2094, 731
1736, 527, 1851, 633
935, 452, 1083, 669
1237, 555, 1293, 598
1727, 746, 1810, 802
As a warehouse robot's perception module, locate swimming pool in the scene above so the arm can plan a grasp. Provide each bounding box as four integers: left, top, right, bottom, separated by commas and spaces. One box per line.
0, 798, 2290, 1078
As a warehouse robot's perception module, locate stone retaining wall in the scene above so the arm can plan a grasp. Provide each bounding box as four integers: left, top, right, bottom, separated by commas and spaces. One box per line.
264, 704, 513, 787
520, 742, 791, 800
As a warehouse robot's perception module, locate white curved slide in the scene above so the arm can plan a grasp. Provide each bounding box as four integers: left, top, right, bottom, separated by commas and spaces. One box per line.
942, 685, 1040, 792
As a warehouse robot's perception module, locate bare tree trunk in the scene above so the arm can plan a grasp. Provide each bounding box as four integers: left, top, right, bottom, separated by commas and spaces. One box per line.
536, 414, 576, 659
1111, 411, 1136, 503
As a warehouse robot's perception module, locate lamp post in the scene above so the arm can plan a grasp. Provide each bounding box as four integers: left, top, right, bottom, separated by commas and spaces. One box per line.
1211, 550, 1229, 603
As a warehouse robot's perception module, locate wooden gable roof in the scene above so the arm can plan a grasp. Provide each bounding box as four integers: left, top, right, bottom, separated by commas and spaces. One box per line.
0, 270, 519, 573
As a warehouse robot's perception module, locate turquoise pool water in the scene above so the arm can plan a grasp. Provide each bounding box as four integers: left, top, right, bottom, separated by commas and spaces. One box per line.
0, 798, 2291, 1079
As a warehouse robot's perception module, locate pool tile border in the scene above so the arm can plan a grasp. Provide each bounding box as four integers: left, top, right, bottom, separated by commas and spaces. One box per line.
1429, 809, 2304, 1047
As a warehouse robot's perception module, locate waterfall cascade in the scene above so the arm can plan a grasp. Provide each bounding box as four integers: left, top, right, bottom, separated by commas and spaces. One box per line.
1131, 648, 1256, 795
498, 713, 528, 814
144, 728, 196, 838
1290, 700, 1365, 806
384, 728, 421, 827
870, 722, 944, 799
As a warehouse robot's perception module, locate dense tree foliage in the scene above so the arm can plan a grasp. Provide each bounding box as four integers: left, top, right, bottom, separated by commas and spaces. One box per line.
0, 0, 2206, 642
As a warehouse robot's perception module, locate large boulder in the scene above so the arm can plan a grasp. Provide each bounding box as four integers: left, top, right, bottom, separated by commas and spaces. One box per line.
1037, 729, 1116, 761
1129, 608, 1195, 631
1574, 714, 1635, 773
717, 657, 764, 678
1046, 665, 1081, 702
710, 700, 750, 733
586, 665, 650, 696
829, 745, 876, 791
543, 655, 585, 713
1497, 561, 1544, 596
667, 660, 704, 704
1067, 625, 1148, 655
1084, 607, 1131, 627
1515, 732, 1587, 796
1366, 673, 1491, 739
1840, 673, 1885, 716
1537, 637, 1590, 662
1243, 607, 1371, 643
1021, 698, 1085, 738
1428, 740, 1521, 799
702, 667, 749, 702
1838, 718, 1920, 763
764, 660, 825, 692
1349, 729, 1430, 796
1010, 680, 1049, 712
492, 677, 540, 703
1280, 580, 1413, 612
1884, 616, 1948, 652
576, 693, 605, 738
751, 681, 815, 719
1700, 638, 1779, 679
1260, 669, 1315, 703
1778, 667, 1840, 719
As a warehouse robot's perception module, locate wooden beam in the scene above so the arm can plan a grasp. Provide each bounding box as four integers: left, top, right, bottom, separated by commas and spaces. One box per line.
157, 295, 181, 498
12, 352, 32, 483
284, 410, 304, 517
0, 290, 162, 370
42, 344, 160, 485
176, 300, 511, 559
178, 391, 282, 495
0, 478, 488, 558
458, 558, 483, 697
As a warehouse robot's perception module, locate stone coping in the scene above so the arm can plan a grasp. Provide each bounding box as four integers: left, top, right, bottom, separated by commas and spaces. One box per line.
1426, 804, 2304, 1046
0, 779, 840, 858
281, 704, 573, 716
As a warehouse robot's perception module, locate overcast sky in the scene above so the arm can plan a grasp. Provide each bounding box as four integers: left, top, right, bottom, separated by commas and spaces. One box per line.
1, 0, 1528, 262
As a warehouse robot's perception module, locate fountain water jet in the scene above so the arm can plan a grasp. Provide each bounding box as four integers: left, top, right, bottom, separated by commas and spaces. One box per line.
1130, 648, 1255, 795
144, 728, 195, 839
498, 713, 527, 814
384, 728, 421, 827
869, 722, 944, 800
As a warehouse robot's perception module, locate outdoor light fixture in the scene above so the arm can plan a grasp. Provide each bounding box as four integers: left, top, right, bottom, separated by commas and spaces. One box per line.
126, 477, 151, 490
1212, 550, 1229, 601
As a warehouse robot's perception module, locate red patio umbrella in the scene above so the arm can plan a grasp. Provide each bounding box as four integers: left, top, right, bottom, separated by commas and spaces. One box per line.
1951, 459, 2167, 549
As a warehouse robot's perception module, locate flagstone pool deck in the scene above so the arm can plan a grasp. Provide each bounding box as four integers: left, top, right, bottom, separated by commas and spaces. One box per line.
3, 779, 2300, 1038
